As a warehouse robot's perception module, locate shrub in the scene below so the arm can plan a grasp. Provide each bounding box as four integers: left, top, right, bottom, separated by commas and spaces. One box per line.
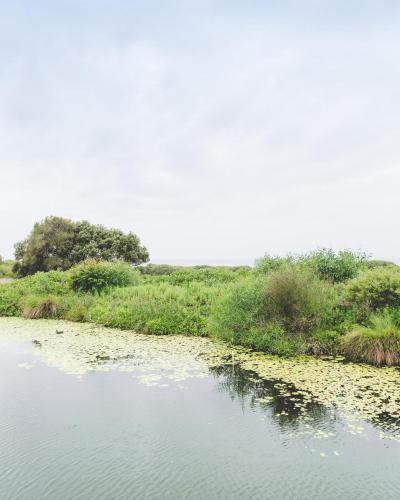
301, 249, 367, 283
302, 330, 342, 356
19, 271, 71, 295
255, 255, 293, 274
209, 266, 338, 354
344, 267, 400, 319
243, 324, 297, 355
138, 264, 183, 276
0, 260, 15, 278
209, 278, 265, 343
0, 271, 70, 317
262, 265, 337, 333
255, 249, 367, 283
70, 260, 140, 293
340, 312, 400, 366
0, 285, 24, 316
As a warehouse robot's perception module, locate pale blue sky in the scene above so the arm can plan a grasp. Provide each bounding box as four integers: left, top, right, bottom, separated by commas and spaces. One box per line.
1, 1, 400, 264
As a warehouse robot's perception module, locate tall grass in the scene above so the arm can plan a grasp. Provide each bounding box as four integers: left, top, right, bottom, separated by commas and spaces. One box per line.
1, 256, 400, 366
341, 312, 400, 366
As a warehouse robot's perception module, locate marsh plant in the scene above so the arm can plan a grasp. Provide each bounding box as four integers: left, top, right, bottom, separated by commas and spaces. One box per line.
340, 311, 400, 366
209, 265, 339, 355
1, 250, 400, 366
70, 260, 141, 294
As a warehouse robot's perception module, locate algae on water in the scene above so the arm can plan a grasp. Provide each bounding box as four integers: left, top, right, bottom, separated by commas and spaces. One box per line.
1, 317, 400, 441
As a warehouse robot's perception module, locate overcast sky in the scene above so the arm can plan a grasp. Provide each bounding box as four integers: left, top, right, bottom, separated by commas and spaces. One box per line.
1, 1, 399, 264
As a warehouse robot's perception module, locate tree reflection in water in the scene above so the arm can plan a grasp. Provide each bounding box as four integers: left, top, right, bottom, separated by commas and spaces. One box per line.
209, 362, 332, 431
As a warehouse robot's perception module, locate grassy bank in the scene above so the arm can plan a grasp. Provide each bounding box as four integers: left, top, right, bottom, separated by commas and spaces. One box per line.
1, 252, 400, 366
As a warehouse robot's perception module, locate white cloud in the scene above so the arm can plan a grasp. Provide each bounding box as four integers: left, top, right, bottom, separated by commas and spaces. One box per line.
0, 3, 399, 263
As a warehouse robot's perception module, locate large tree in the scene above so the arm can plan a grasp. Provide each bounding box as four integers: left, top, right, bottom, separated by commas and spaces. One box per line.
13, 216, 149, 276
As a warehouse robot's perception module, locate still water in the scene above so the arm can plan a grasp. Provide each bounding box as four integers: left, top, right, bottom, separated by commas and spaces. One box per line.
0, 318, 399, 500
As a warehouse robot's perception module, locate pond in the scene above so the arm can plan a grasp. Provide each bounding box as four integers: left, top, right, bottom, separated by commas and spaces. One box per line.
0, 318, 400, 499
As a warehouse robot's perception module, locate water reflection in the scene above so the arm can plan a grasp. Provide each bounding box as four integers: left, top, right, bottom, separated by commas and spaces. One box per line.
210, 362, 332, 430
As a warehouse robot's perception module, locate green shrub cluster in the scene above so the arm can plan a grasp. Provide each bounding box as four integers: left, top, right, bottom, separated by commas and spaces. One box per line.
344, 267, 400, 319
70, 260, 141, 293
209, 265, 339, 354
0, 260, 15, 278
301, 249, 368, 283
256, 249, 367, 283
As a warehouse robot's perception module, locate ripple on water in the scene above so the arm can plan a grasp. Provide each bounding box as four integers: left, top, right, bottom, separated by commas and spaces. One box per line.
1, 317, 400, 499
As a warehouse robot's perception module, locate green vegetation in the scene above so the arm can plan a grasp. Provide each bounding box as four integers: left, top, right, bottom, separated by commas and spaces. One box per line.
0, 258, 15, 278
1, 249, 400, 366
13, 216, 149, 277
256, 248, 367, 283
209, 265, 340, 355
70, 259, 140, 293
344, 266, 400, 319
340, 312, 400, 366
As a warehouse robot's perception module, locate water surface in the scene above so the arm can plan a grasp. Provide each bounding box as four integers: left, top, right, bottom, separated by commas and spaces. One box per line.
0, 318, 400, 500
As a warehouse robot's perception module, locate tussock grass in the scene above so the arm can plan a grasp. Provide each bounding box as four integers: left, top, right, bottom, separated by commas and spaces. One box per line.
23, 296, 61, 319
341, 313, 400, 366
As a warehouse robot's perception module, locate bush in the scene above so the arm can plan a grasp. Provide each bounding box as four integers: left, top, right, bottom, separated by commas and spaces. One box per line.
302, 330, 342, 356
0, 285, 24, 316
70, 260, 140, 293
344, 267, 400, 319
138, 264, 183, 276
301, 249, 367, 283
255, 249, 367, 283
262, 265, 337, 333
0, 260, 15, 278
209, 278, 265, 342
209, 266, 338, 355
340, 312, 400, 366
244, 324, 298, 355
19, 271, 71, 295
255, 255, 293, 274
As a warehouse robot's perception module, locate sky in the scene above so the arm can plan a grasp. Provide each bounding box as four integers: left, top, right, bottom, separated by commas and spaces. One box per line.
1, 1, 400, 265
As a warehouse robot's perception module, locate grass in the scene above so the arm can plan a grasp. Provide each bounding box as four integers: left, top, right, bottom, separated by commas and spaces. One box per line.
1, 257, 400, 366
340, 312, 400, 366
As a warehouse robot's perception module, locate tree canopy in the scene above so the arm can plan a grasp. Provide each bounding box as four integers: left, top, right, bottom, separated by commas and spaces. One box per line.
13, 216, 149, 276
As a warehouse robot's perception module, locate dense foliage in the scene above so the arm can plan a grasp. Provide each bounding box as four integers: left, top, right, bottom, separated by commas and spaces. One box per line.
209, 266, 339, 355
13, 216, 149, 276
0, 259, 15, 278
256, 249, 367, 283
344, 267, 400, 319
70, 260, 141, 294
1, 250, 400, 366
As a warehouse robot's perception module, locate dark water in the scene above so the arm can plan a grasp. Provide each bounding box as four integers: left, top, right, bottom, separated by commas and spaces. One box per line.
0, 341, 400, 500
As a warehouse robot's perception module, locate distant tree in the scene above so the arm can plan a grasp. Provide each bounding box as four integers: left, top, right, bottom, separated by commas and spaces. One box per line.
13, 216, 149, 276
